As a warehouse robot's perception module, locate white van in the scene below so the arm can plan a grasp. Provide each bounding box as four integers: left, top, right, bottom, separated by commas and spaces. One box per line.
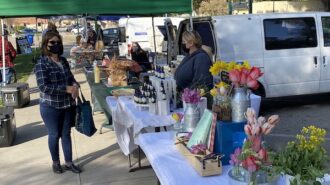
166, 12, 330, 98
118, 17, 183, 58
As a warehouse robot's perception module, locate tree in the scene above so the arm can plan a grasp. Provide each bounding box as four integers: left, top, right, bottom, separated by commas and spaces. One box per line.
322, 0, 330, 11
193, 0, 204, 11
197, 0, 228, 15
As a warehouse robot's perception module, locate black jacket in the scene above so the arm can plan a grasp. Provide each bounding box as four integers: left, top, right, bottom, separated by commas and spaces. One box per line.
131, 51, 151, 71
174, 49, 213, 91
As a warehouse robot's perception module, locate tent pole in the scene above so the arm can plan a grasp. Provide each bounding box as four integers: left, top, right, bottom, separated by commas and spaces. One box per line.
77, 16, 80, 36
152, 16, 157, 65
35, 17, 38, 49
1, 18, 6, 86
189, 14, 193, 31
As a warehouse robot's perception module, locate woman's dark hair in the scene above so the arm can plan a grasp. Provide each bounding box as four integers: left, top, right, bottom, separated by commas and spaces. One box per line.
41, 31, 63, 56
131, 42, 145, 54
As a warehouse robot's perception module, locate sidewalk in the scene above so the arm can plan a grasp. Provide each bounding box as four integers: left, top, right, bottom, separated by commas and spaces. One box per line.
0, 70, 156, 185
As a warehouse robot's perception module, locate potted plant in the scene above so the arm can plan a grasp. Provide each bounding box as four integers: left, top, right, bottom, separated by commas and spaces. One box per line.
182, 88, 202, 132
273, 125, 329, 185
228, 108, 280, 185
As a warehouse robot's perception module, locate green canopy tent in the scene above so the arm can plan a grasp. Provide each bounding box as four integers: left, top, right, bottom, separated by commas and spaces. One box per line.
0, 0, 192, 17
0, 0, 192, 84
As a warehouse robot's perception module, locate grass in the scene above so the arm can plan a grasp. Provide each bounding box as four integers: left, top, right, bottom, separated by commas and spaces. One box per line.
14, 48, 41, 83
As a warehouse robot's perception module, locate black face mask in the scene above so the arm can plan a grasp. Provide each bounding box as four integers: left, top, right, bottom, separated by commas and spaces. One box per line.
181, 43, 189, 53
48, 44, 63, 55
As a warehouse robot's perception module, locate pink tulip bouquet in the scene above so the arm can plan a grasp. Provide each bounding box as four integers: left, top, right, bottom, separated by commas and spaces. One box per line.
229, 66, 263, 90
230, 108, 280, 184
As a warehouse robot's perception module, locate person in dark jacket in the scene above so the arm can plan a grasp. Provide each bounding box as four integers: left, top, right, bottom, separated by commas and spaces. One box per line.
35, 31, 81, 174
131, 42, 151, 72
174, 31, 213, 92
87, 29, 97, 48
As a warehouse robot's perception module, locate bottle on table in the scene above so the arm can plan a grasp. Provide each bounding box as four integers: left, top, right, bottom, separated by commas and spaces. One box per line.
160, 67, 165, 79
94, 65, 100, 84
161, 89, 167, 100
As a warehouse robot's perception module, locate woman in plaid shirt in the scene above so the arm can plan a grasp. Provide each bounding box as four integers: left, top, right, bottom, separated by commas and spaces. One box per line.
35, 31, 81, 174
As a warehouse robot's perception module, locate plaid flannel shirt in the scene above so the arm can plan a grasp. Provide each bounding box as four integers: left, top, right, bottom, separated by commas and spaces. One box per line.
35, 56, 78, 109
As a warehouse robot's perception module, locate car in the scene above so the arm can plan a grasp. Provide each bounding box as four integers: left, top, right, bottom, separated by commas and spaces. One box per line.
66, 24, 79, 32
71, 26, 84, 34
103, 28, 120, 46
19, 28, 37, 34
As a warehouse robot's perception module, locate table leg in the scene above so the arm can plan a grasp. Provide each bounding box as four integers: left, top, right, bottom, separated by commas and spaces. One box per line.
128, 146, 151, 172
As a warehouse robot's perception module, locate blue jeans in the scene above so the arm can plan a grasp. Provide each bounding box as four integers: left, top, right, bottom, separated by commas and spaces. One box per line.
0, 68, 15, 84
40, 102, 76, 163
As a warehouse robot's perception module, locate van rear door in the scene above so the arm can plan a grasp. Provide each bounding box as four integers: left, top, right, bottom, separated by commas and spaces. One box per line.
118, 26, 128, 57
317, 13, 330, 92
165, 19, 178, 63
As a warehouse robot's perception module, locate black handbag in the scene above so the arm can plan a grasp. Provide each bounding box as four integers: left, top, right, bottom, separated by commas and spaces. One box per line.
75, 90, 97, 137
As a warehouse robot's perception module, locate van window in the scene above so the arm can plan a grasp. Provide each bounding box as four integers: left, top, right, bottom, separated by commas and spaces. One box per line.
264, 17, 317, 50
193, 22, 215, 54
321, 17, 330, 47
158, 26, 167, 41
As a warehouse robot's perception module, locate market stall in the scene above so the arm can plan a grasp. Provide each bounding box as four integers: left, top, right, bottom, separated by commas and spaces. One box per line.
0, 0, 192, 83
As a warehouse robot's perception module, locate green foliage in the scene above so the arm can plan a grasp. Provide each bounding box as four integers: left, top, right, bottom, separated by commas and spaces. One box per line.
13, 25, 25, 33
193, 0, 204, 11
272, 126, 329, 184
14, 48, 41, 83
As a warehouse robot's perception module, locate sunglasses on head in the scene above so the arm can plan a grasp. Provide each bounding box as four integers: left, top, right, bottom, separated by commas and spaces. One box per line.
48, 40, 61, 45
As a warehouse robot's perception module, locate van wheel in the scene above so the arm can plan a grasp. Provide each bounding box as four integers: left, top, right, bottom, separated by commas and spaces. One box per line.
252, 83, 265, 97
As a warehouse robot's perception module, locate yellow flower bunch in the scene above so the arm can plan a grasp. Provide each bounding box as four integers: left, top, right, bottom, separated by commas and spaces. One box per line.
296, 125, 327, 151
210, 88, 218, 97
209, 60, 252, 76
215, 81, 229, 88
242, 60, 251, 70
209, 61, 228, 76
274, 125, 329, 183
226, 61, 237, 71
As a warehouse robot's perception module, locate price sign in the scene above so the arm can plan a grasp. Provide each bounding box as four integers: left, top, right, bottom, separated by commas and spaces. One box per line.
16, 37, 32, 54
220, 71, 230, 84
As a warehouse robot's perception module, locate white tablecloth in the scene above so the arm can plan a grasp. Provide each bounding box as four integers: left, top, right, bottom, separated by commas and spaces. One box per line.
138, 131, 288, 185
106, 96, 175, 156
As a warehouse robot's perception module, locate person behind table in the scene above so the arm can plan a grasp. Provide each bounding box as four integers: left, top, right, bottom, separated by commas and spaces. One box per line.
87, 29, 97, 48
130, 42, 151, 72
0, 30, 17, 84
174, 31, 213, 92
35, 31, 82, 174
42, 22, 58, 38
80, 38, 93, 50
70, 35, 82, 57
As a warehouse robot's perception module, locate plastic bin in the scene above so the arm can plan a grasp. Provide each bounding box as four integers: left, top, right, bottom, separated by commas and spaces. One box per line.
0, 83, 30, 108
26, 34, 34, 46
0, 106, 16, 147
213, 121, 246, 165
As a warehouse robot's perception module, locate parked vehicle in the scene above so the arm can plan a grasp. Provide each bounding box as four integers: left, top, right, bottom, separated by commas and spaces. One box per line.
66, 24, 79, 32
166, 12, 330, 98
103, 27, 120, 46
19, 28, 37, 34
71, 26, 84, 34
117, 17, 183, 58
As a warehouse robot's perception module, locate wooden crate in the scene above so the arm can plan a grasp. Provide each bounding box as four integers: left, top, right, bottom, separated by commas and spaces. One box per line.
175, 139, 222, 177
